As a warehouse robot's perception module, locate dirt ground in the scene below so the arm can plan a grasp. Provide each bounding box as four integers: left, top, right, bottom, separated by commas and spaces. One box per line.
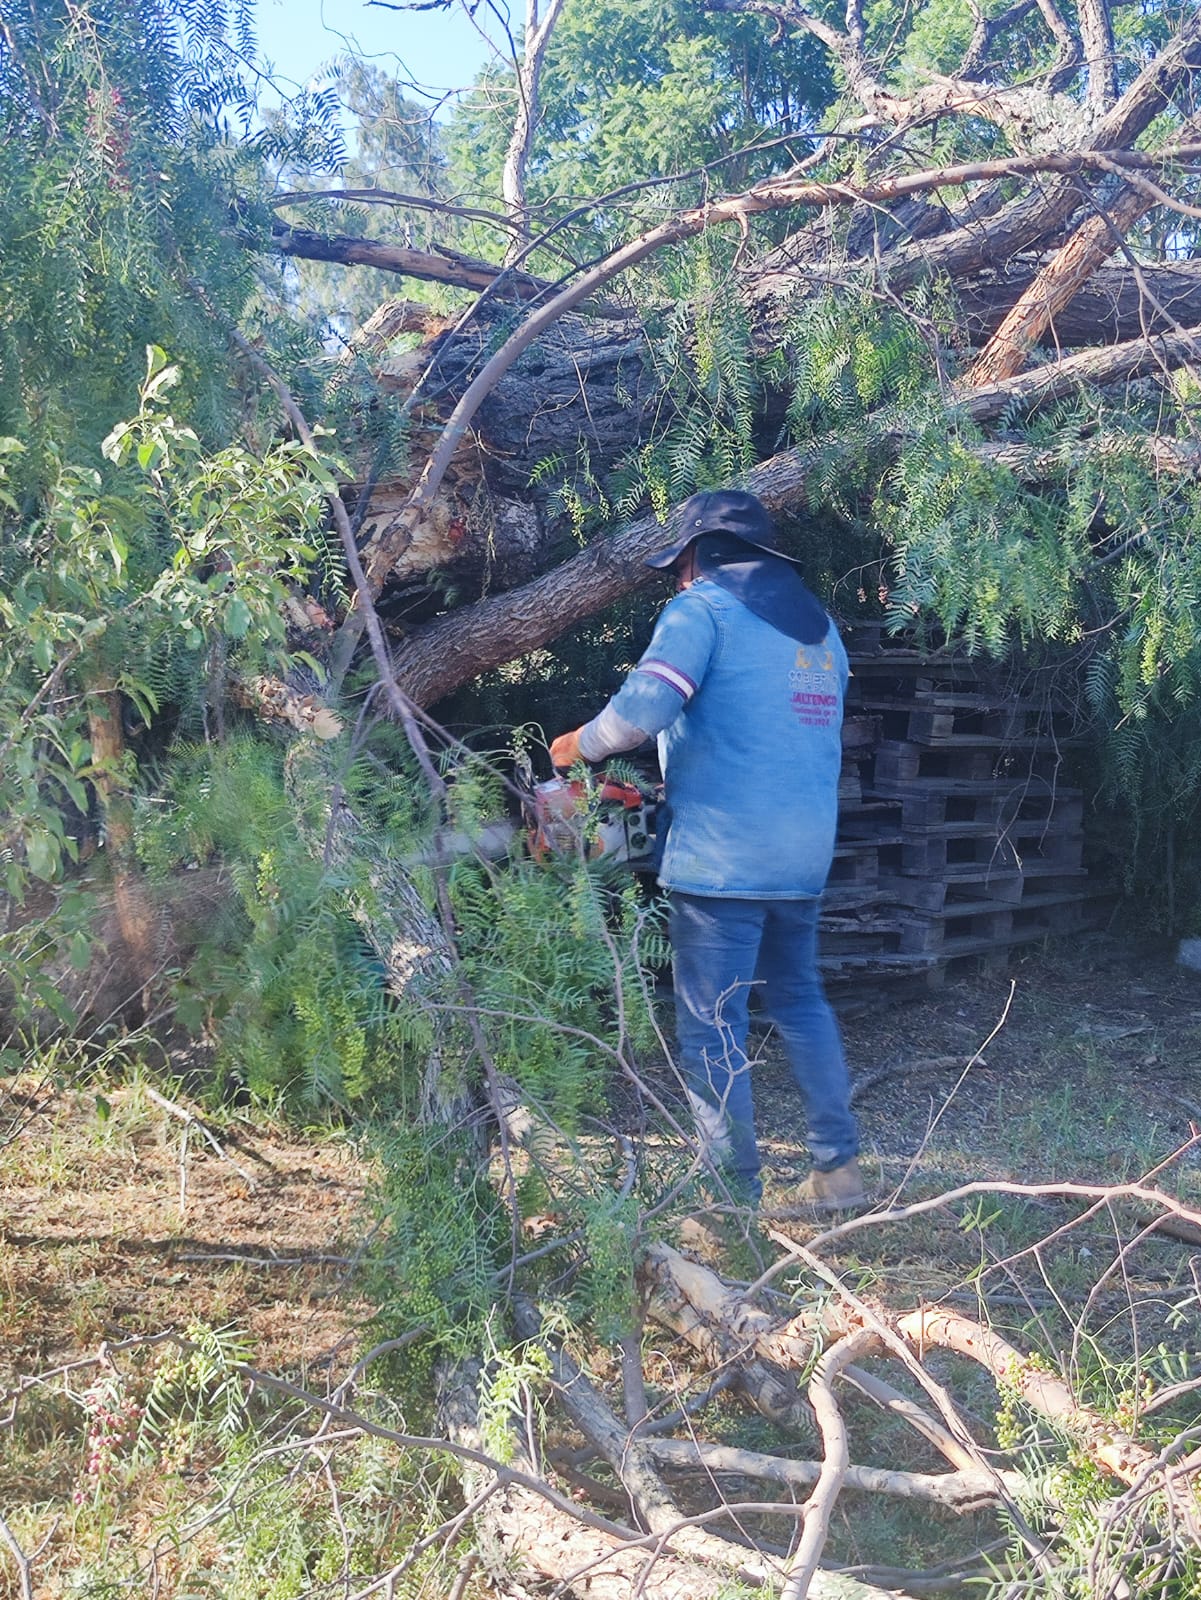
0, 1087, 373, 1395
765, 929, 1201, 1201
2, 928, 1198, 1397
0, 929, 1198, 1596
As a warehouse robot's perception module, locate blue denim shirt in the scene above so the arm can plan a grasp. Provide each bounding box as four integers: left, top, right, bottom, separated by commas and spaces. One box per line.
602, 579, 847, 898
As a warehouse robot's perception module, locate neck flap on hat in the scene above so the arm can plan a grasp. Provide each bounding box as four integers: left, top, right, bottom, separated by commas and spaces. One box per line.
692, 533, 829, 645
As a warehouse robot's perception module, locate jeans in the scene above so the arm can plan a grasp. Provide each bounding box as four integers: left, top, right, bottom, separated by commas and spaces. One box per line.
668, 891, 858, 1205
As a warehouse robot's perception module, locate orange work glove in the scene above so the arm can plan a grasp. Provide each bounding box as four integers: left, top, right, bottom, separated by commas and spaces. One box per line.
549, 728, 585, 770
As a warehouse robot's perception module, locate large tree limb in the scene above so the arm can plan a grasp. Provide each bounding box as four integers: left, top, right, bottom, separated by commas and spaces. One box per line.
966, 180, 1162, 384
897, 1308, 1201, 1544
968, 112, 1201, 385
978, 432, 1201, 479
271, 220, 557, 300
884, 7, 1201, 293
753, 254, 1201, 345
385, 440, 825, 705
387, 314, 1201, 710
957, 257, 1201, 346
962, 319, 1201, 422
640, 1238, 824, 1431
358, 140, 1201, 596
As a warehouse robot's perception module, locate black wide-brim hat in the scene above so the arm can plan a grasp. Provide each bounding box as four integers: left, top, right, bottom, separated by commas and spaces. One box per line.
645, 489, 801, 569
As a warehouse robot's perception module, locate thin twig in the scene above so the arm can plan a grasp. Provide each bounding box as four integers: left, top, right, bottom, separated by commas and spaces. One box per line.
0, 1513, 33, 1600
145, 1086, 258, 1191
892, 979, 1016, 1200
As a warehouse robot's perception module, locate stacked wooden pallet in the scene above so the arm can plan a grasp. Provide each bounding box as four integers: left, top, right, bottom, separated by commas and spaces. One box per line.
821, 630, 1100, 1002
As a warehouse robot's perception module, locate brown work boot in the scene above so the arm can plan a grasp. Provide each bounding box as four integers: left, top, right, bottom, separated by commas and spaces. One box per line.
772, 1159, 868, 1218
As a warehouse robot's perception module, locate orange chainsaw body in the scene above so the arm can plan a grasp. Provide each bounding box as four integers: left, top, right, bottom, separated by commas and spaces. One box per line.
527, 774, 658, 866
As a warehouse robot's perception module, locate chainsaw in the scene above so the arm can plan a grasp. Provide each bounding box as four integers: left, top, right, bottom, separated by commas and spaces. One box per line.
408, 762, 661, 871
525, 770, 661, 869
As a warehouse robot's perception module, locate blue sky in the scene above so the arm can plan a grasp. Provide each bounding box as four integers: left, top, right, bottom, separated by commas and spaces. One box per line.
253, 0, 501, 107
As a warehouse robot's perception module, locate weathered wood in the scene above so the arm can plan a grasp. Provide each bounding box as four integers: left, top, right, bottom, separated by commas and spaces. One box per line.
896, 1308, 1201, 1543
271, 221, 555, 300
644, 1437, 1018, 1511
967, 113, 1201, 386
438, 1355, 914, 1599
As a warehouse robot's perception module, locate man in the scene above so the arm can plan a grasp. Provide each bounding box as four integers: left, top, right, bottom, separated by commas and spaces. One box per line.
550, 489, 865, 1213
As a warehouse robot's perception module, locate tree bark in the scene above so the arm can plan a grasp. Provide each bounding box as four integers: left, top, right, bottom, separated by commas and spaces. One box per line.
956, 258, 1201, 346
384, 311, 1201, 708
967, 114, 1201, 385
387, 440, 839, 706
961, 320, 1201, 423
271, 220, 557, 301
501, 0, 568, 257
85, 675, 159, 1003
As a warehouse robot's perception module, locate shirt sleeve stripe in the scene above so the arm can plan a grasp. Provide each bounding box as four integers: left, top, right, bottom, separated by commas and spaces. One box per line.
636, 659, 697, 700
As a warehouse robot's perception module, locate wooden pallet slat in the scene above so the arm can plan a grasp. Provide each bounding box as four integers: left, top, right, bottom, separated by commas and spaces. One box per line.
815, 640, 1100, 992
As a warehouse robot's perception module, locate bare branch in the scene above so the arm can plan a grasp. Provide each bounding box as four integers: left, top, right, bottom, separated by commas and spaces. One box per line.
644, 1437, 1019, 1510
270, 220, 555, 299
271, 187, 526, 234
1078, 0, 1117, 112
968, 114, 1201, 385
782, 1329, 878, 1600
897, 1308, 1201, 1540
501, 0, 569, 256
1031, 0, 1081, 90
512, 1297, 774, 1584
0, 1513, 33, 1600
839, 1366, 979, 1475
960, 0, 1038, 77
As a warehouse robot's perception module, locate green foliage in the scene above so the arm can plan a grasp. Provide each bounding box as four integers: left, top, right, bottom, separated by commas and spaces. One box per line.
136, 736, 433, 1112
0, 355, 332, 898
446, 0, 832, 260
991, 1345, 1201, 1600
366, 1122, 507, 1355
452, 851, 664, 1133
0, 0, 337, 480
581, 1192, 640, 1341
476, 1325, 553, 1463
44, 1325, 460, 1599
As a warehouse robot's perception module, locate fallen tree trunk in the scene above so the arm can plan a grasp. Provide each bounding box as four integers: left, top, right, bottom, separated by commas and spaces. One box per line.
385, 439, 833, 705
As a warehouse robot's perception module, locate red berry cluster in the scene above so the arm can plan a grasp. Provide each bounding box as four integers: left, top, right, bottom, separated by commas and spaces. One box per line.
74, 1376, 141, 1503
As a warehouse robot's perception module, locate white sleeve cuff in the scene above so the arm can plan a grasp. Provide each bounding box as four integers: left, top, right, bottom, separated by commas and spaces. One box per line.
577, 703, 650, 762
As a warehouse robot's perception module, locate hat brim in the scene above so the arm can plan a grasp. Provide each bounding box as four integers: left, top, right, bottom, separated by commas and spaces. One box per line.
644, 537, 694, 570
644, 530, 804, 570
